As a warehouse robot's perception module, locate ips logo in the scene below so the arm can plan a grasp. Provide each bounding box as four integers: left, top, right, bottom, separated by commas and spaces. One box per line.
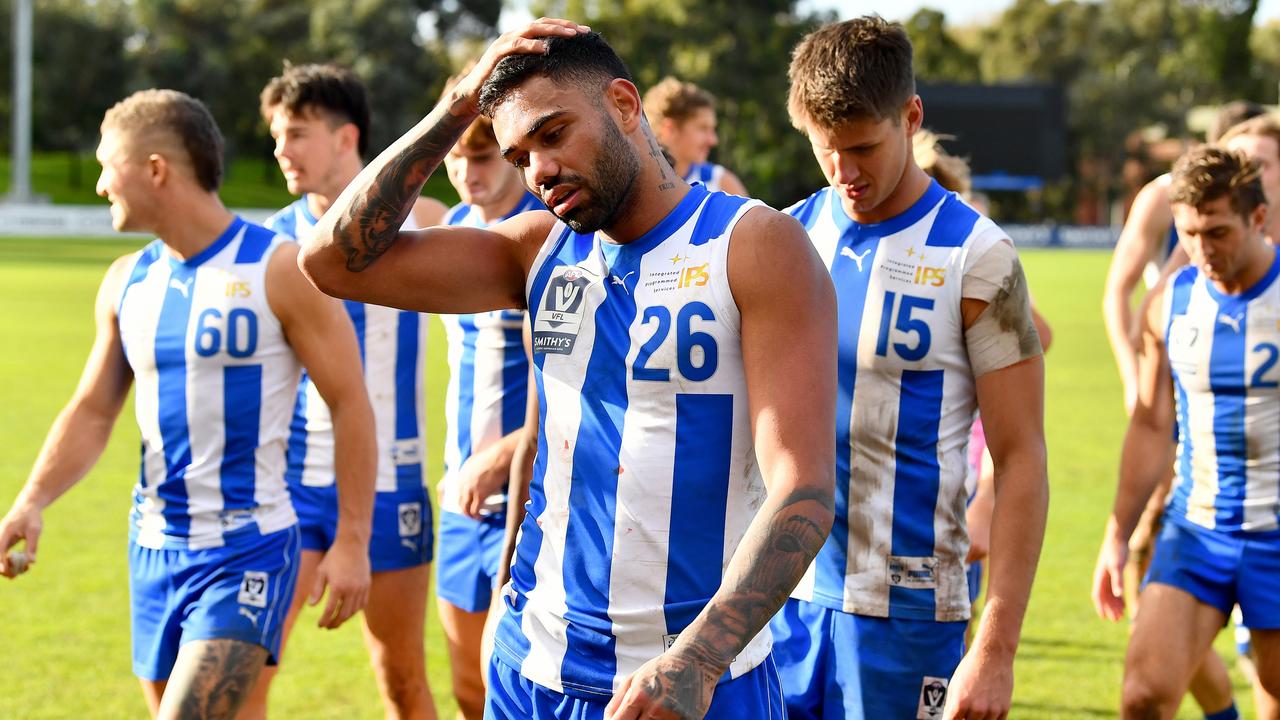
225, 281, 251, 298
916, 677, 948, 719
678, 263, 710, 289
913, 266, 946, 287
238, 571, 269, 609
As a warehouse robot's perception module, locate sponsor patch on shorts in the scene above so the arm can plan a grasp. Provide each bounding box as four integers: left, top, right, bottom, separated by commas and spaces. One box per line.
238, 571, 269, 609
398, 502, 423, 537
917, 676, 948, 719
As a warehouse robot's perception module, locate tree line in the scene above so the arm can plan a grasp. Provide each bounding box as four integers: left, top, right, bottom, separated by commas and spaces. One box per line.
0, 0, 1272, 216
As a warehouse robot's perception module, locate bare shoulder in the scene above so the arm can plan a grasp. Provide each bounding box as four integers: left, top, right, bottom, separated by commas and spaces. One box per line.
261, 238, 316, 319
1129, 175, 1173, 232
727, 205, 827, 303
96, 251, 147, 313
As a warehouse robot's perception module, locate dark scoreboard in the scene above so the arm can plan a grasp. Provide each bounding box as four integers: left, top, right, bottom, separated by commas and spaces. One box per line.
917, 82, 1067, 190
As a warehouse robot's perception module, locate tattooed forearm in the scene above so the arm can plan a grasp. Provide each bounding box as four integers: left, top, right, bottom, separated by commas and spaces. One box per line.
327, 102, 478, 273
675, 486, 833, 674
162, 638, 268, 719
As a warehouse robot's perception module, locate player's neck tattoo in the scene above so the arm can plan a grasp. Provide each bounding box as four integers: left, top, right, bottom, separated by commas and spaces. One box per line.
333, 100, 476, 272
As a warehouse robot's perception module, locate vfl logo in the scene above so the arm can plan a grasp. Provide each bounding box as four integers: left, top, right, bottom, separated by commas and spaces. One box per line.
238, 571, 269, 609
841, 246, 871, 272
917, 677, 949, 719
533, 265, 597, 355
169, 276, 194, 299
238, 607, 263, 629
1219, 312, 1244, 333
398, 502, 422, 538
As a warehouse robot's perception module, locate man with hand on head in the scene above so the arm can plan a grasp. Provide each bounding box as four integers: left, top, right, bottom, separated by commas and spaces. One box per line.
299, 18, 837, 720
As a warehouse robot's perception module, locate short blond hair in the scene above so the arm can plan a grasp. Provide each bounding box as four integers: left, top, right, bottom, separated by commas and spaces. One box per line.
643, 76, 716, 126
914, 129, 970, 196
101, 89, 224, 191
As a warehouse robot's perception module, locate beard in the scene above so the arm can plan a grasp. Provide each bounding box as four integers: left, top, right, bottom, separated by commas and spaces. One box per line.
546, 117, 640, 234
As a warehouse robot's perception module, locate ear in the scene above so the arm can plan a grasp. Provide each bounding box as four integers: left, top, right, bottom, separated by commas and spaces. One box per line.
1251, 200, 1268, 233
904, 95, 924, 136
147, 153, 169, 188
607, 78, 645, 134
336, 122, 360, 156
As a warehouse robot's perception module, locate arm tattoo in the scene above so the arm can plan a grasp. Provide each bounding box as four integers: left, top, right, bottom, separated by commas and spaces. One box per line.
676, 486, 833, 681
333, 104, 476, 272
164, 638, 268, 719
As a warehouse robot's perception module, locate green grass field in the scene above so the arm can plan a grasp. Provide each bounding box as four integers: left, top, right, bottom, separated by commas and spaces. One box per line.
0, 239, 1257, 718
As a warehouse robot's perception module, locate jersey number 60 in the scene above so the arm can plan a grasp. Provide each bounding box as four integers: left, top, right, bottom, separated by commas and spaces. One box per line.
194, 308, 259, 359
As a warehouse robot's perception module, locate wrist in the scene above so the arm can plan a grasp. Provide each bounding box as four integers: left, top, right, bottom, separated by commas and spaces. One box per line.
334, 520, 372, 547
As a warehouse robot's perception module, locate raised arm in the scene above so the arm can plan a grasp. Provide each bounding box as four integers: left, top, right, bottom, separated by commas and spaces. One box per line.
299, 20, 587, 314
0, 256, 134, 577
946, 239, 1049, 720
606, 208, 837, 720
267, 242, 376, 629
1103, 178, 1172, 414
1092, 281, 1175, 622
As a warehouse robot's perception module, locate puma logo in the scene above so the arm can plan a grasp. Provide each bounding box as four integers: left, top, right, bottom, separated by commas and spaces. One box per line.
238, 607, 262, 628
841, 246, 871, 272
1219, 312, 1244, 333
610, 271, 637, 294
168, 276, 193, 298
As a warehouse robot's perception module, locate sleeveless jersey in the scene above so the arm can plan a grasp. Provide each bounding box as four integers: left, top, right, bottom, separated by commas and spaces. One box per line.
437, 193, 540, 515
492, 185, 771, 697
785, 180, 1009, 623
118, 217, 300, 550
684, 162, 730, 193
265, 197, 429, 495
1164, 255, 1280, 533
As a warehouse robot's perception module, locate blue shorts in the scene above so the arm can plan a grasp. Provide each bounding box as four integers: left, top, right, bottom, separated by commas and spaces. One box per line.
770, 597, 966, 720
128, 525, 301, 681
292, 482, 433, 572
484, 654, 785, 720
1145, 515, 1280, 628
436, 510, 506, 612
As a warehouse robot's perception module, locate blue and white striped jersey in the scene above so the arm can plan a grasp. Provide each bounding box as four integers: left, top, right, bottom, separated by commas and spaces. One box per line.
118, 217, 300, 550
265, 197, 428, 495
684, 162, 729, 193
492, 185, 771, 697
1164, 255, 1280, 533
786, 181, 1011, 623
437, 193, 540, 515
